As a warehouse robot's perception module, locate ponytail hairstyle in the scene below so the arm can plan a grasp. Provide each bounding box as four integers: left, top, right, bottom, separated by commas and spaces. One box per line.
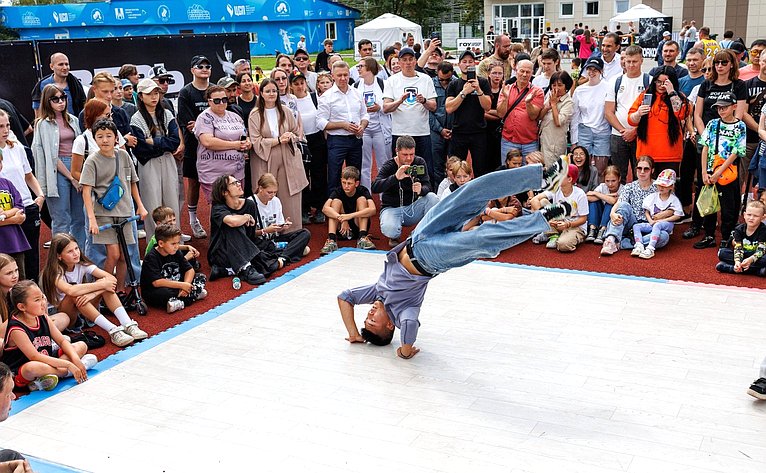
40, 233, 93, 305
9, 280, 40, 316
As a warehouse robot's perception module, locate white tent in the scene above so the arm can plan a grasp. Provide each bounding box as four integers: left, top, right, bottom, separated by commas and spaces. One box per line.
353, 13, 422, 59
610, 4, 667, 24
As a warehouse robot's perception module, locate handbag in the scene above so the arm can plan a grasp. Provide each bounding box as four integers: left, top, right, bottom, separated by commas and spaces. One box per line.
696, 184, 720, 217
96, 151, 125, 211
495, 85, 530, 139
710, 120, 738, 186
296, 139, 311, 164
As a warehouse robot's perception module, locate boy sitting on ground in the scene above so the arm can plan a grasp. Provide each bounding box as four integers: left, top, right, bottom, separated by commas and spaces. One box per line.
321, 166, 377, 254
145, 206, 201, 271
140, 224, 207, 313
716, 200, 766, 276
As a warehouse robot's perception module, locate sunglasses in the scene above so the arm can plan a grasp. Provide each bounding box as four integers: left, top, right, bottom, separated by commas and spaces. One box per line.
194, 64, 212, 70
49, 95, 67, 103
701, 67, 709, 73
209, 97, 227, 104
636, 166, 652, 172
294, 56, 309, 61
156, 78, 172, 84
713, 60, 729, 66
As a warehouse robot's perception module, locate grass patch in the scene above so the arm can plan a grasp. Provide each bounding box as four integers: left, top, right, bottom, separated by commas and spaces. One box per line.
250, 49, 357, 72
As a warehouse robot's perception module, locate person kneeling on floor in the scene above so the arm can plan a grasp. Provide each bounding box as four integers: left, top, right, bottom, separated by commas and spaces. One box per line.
141, 224, 208, 314
320, 166, 377, 254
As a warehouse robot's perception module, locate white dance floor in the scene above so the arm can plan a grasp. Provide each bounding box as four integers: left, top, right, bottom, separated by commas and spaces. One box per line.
4, 250, 766, 473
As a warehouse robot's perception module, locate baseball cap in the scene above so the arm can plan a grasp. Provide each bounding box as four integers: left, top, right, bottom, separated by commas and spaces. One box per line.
398, 47, 416, 58
289, 70, 307, 83
583, 56, 604, 71
190, 55, 210, 67
567, 164, 579, 182
217, 76, 238, 88
136, 78, 161, 94
293, 48, 309, 58
662, 31, 671, 37
713, 91, 737, 107
459, 49, 476, 61
120, 79, 133, 89
149, 65, 172, 79
655, 169, 677, 187
730, 41, 746, 54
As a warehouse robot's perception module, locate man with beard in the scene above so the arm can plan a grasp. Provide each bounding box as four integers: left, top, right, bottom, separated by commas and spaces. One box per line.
478, 34, 513, 81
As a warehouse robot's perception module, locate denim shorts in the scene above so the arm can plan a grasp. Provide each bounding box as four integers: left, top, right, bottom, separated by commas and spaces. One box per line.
578, 124, 611, 157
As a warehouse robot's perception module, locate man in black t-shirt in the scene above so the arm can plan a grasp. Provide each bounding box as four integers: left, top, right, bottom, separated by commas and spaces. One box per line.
315, 39, 334, 73
320, 166, 377, 254
745, 68, 766, 176
445, 50, 492, 175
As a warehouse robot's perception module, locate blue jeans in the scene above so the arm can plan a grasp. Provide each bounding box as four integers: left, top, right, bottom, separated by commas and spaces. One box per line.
588, 201, 614, 228
327, 135, 362, 194
430, 131, 449, 185
411, 165, 551, 275
501, 139, 538, 165
47, 156, 86, 248
604, 201, 638, 241
379, 193, 439, 240
84, 215, 142, 281
632, 221, 673, 249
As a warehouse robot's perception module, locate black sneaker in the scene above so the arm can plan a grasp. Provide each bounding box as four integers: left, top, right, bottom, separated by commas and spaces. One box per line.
585, 226, 597, 242
209, 265, 229, 281
747, 378, 766, 400
239, 266, 266, 285
715, 262, 735, 273
542, 155, 568, 193
540, 202, 571, 222
682, 225, 701, 239
693, 236, 716, 249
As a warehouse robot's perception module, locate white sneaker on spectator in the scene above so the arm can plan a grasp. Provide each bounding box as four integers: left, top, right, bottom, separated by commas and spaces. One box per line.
81, 354, 98, 370
181, 233, 192, 243
631, 242, 644, 257
196, 288, 208, 301
191, 219, 207, 239
108, 327, 134, 347
639, 247, 656, 259
167, 298, 185, 314
123, 320, 148, 340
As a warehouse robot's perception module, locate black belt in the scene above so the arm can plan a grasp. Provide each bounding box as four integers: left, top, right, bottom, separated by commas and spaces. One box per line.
405, 241, 434, 278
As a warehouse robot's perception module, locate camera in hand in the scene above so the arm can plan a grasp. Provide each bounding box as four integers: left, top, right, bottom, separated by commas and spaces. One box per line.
466, 66, 476, 81
406, 165, 426, 177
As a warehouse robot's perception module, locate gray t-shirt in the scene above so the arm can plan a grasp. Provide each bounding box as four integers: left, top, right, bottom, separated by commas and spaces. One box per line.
80, 149, 138, 217
338, 241, 431, 346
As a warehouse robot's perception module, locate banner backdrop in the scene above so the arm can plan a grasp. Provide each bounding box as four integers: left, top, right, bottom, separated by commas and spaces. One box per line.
36, 33, 250, 96
638, 17, 673, 59
0, 41, 40, 123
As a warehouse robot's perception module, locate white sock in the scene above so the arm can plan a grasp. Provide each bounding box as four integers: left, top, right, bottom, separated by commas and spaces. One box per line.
113, 306, 131, 326
188, 206, 198, 223
93, 315, 118, 333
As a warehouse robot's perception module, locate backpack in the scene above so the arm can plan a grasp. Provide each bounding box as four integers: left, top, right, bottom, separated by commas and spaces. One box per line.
613, 73, 651, 101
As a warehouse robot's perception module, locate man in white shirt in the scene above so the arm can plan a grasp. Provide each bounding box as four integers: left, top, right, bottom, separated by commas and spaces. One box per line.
350, 39, 387, 83
604, 45, 649, 183
317, 62, 370, 193
558, 27, 571, 59
532, 49, 560, 89
383, 47, 438, 183
682, 20, 698, 60
601, 33, 623, 81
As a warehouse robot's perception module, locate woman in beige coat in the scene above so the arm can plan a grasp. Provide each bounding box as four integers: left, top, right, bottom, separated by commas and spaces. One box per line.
249, 78, 309, 231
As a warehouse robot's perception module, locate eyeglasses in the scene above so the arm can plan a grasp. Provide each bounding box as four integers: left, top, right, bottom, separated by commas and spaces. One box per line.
157, 78, 171, 84
636, 166, 651, 172
49, 95, 67, 103
275, 76, 288, 81
294, 56, 309, 61
227, 179, 242, 187
194, 64, 212, 70
209, 97, 227, 104
713, 60, 730, 66
701, 67, 709, 73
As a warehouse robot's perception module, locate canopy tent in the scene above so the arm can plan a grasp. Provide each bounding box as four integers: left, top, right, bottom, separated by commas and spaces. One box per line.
353, 13, 422, 59
609, 4, 668, 30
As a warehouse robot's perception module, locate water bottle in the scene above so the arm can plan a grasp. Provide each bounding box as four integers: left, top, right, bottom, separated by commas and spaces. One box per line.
275, 241, 288, 250
232, 277, 241, 290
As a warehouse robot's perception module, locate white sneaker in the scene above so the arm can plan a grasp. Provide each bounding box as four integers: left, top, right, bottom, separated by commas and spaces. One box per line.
137, 229, 147, 239
167, 298, 185, 314
191, 219, 207, 239
631, 242, 644, 257
303, 246, 311, 256
80, 354, 98, 370
195, 288, 208, 301
532, 232, 550, 245
181, 233, 192, 243
108, 327, 134, 347
639, 247, 656, 259
123, 320, 148, 340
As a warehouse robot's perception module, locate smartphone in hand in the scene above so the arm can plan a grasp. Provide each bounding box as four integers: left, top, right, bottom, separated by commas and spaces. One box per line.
642, 94, 652, 106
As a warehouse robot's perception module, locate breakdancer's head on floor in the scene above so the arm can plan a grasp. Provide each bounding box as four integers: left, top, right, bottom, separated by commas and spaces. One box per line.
360, 300, 394, 346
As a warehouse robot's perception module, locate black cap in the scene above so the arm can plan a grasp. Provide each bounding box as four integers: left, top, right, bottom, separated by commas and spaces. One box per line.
294, 48, 309, 58
289, 70, 307, 83
583, 56, 604, 71
191, 55, 210, 67
398, 47, 416, 58
713, 91, 737, 107
730, 42, 746, 54
149, 65, 172, 79
459, 49, 476, 61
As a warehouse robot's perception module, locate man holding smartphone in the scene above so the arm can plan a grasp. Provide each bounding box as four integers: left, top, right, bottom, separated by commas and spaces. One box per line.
445, 50, 492, 175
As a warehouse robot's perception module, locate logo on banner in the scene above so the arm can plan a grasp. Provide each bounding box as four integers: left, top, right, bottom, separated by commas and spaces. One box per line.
21, 11, 41, 26
91, 8, 104, 23
226, 4, 248, 16
187, 4, 211, 21
157, 5, 170, 22
114, 7, 125, 20
274, 0, 290, 17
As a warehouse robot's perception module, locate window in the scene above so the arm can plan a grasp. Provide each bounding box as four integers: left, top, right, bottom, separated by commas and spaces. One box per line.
560, 2, 574, 17
325, 21, 337, 41
615, 0, 629, 13
533, 4, 544, 16
494, 5, 501, 16
520, 4, 532, 16
585, 1, 599, 15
